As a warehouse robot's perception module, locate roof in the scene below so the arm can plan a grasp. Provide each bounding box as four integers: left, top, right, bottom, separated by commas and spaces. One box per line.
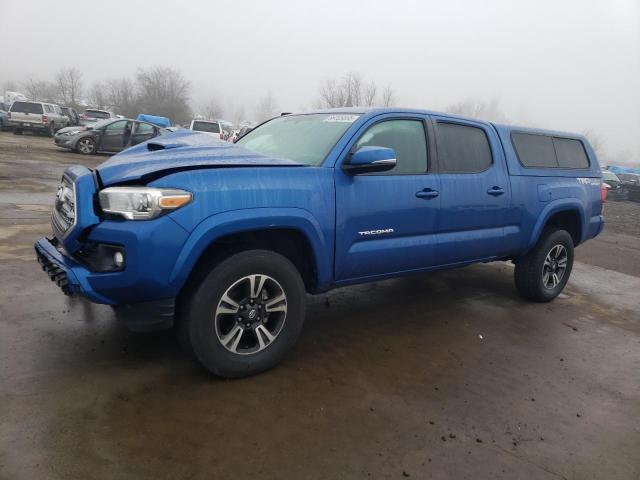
296, 107, 583, 140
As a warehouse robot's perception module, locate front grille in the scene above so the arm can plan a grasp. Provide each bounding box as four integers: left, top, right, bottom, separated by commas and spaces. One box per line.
51, 175, 76, 237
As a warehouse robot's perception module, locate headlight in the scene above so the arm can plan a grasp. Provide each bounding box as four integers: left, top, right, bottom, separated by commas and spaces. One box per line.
64, 130, 81, 136
98, 187, 192, 220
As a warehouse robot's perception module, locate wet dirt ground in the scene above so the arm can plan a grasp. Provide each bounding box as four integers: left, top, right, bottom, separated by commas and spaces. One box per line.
1, 132, 639, 479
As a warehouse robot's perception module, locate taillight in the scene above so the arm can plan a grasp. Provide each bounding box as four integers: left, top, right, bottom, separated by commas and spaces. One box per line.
600, 182, 607, 204
42, 115, 49, 124
6, 112, 10, 119
219, 132, 223, 139
80, 113, 86, 119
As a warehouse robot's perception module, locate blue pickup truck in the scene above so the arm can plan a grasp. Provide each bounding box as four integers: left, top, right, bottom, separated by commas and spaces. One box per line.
35, 108, 605, 377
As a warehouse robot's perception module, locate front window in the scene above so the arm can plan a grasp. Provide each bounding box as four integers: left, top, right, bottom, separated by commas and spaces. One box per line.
236, 113, 359, 165
104, 120, 129, 133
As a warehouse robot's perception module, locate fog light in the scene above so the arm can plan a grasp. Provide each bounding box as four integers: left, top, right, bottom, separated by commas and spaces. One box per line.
113, 251, 125, 268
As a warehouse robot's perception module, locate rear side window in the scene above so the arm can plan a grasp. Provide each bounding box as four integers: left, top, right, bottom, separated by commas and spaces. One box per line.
436, 122, 492, 173
10, 102, 44, 114
511, 133, 557, 168
512, 132, 590, 169
355, 119, 428, 174
554, 138, 590, 168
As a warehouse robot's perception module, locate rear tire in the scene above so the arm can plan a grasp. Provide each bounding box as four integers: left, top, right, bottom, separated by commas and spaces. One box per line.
514, 229, 574, 302
180, 249, 306, 378
47, 123, 55, 137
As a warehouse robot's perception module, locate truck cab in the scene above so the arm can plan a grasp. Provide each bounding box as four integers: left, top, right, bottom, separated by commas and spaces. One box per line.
35, 108, 604, 377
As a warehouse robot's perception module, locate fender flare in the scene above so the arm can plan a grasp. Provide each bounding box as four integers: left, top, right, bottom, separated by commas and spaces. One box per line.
527, 198, 586, 250
168, 207, 332, 291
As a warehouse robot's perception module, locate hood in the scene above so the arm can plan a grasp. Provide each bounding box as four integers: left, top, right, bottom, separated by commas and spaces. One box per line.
96, 130, 302, 186
56, 125, 87, 135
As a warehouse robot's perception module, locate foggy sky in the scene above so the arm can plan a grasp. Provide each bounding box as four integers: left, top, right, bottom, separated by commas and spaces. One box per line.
2, 0, 639, 162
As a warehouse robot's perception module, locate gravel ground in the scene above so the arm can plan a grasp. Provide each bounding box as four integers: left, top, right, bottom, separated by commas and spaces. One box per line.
602, 199, 640, 237
1, 131, 639, 480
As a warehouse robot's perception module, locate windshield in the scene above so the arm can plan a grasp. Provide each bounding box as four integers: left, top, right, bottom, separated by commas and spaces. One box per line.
236, 113, 359, 165
89, 119, 117, 129
602, 171, 619, 181
192, 121, 220, 133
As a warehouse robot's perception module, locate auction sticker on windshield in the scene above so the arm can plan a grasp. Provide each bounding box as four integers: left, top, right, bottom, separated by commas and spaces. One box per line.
323, 114, 359, 123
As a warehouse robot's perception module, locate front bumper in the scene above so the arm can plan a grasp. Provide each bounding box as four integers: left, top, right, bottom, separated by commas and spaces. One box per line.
35, 234, 179, 331
54, 135, 74, 148
35, 236, 113, 303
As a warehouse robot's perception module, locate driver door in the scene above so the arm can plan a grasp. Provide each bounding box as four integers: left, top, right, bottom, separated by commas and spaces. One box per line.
334, 115, 441, 282
100, 120, 131, 152
130, 121, 158, 146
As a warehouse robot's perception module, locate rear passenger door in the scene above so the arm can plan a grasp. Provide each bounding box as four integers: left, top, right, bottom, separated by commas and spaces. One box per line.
431, 116, 510, 264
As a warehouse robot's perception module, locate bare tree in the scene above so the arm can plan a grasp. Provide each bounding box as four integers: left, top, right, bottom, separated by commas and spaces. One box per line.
55, 68, 83, 107
201, 98, 224, 120
87, 82, 108, 109
255, 92, 278, 122
232, 105, 246, 127
363, 81, 377, 107
136, 66, 191, 123
381, 85, 395, 107
22, 78, 56, 102
316, 72, 396, 108
104, 78, 137, 117
445, 97, 507, 122
2, 80, 19, 93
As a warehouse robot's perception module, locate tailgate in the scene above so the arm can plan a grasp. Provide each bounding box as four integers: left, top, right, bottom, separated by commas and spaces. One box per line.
10, 111, 44, 125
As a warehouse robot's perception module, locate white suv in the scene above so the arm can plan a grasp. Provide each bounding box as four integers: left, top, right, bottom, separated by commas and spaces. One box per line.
9, 101, 69, 136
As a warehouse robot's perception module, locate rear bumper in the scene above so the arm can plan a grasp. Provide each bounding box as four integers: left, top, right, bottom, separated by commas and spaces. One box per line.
10, 121, 47, 131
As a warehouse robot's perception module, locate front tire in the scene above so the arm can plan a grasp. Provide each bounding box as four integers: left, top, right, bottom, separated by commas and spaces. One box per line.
181, 250, 306, 378
76, 137, 96, 155
514, 229, 574, 302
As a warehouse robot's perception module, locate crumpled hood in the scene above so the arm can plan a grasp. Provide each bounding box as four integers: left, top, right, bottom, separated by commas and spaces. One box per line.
96, 130, 302, 186
56, 125, 87, 135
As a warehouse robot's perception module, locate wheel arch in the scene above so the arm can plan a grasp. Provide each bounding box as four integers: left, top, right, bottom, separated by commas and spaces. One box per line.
169, 208, 333, 297
528, 200, 585, 250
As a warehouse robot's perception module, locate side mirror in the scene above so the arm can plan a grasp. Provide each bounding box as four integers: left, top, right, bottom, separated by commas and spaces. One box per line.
343, 146, 397, 174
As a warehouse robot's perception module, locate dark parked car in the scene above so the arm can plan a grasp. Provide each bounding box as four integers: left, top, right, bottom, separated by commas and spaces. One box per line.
0, 105, 10, 131
618, 173, 640, 201
54, 118, 166, 155
602, 171, 627, 201
60, 107, 80, 126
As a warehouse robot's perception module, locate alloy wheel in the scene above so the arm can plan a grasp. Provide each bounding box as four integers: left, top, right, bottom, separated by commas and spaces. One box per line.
78, 138, 94, 154
541, 244, 568, 289
214, 274, 287, 355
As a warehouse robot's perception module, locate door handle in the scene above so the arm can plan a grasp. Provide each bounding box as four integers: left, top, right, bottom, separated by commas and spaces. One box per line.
416, 188, 439, 199
487, 186, 505, 196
